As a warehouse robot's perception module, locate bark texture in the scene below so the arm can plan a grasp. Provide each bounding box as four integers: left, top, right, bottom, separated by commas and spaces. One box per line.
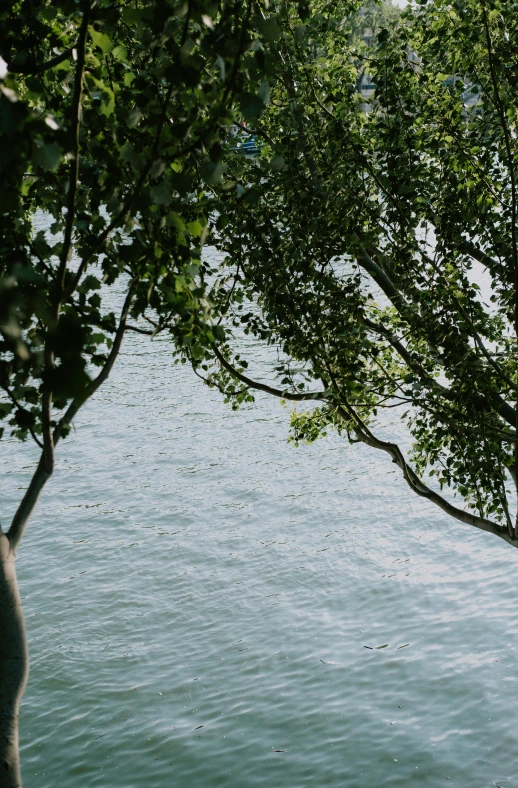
0, 532, 28, 788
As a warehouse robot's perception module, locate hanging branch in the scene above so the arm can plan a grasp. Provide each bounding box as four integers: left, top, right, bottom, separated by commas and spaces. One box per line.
212, 344, 326, 401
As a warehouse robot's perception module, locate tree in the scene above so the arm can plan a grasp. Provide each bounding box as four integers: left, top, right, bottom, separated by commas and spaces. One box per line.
0, 1, 274, 783
200, 0, 518, 545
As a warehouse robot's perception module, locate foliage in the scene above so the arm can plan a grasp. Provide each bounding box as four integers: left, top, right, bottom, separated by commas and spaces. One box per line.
348, 0, 400, 50
0, 3, 305, 784
0, 0, 276, 456
201, 0, 518, 541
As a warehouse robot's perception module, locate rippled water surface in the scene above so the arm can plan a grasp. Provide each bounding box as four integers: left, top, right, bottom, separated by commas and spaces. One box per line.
3, 288, 518, 787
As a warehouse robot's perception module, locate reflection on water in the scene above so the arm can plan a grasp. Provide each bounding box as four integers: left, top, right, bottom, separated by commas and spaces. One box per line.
2, 291, 518, 787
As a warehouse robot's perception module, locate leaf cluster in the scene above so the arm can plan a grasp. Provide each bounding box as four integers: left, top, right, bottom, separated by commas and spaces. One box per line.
207, 0, 518, 531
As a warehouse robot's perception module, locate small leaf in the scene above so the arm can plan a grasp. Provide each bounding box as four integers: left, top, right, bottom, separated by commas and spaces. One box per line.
270, 154, 285, 170
33, 143, 61, 171
151, 183, 172, 205
44, 115, 59, 130
150, 159, 165, 179
167, 211, 186, 231
238, 92, 264, 121
89, 27, 113, 55
187, 221, 204, 237
216, 54, 225, 80
257, 16, 281, 43
100, 89, 115, 117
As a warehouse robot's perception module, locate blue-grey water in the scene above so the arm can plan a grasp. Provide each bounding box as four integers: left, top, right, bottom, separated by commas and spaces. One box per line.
3, 276, 518, 787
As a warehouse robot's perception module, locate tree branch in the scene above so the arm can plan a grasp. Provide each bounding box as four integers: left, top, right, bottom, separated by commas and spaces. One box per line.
356, 245, 400, 304
233, 119, 276, 148
0, 384, 44, 449
10, 47, 74, 75
333, 401, 514, 545
216, 340, 515, 545
125, 324, 154, 335
41, 379, 54, 476
213, 344, 326, 401
6, 285, 135, 554
6, 453, 52, 552
482, 8, 518, 337
358, 247, 517, 428
54, 286, 135, 446
459, 240, 500, 271
56, 2, 91, 294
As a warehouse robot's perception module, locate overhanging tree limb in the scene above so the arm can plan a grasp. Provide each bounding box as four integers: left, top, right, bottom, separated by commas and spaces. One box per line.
334, 401, 514, 544
212, 342, 515, 545
212, 344, 326, 401
9, 47, 75, 75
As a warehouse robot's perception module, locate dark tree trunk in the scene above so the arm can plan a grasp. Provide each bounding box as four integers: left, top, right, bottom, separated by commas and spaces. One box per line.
0, 531, 28, 788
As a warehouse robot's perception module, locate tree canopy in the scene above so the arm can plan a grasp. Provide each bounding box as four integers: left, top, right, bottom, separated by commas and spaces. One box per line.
200, 0, 518, 544
0, 0, 285, 551
2, 0, 518, 784
0, 1, 282, 784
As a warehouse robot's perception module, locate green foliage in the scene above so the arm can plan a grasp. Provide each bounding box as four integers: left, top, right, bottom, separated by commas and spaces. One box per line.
205, 0, 518, 532
2, 0, 517, 536
0, 0, 271, 446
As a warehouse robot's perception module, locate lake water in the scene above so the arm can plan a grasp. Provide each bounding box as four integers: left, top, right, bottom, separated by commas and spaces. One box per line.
2, 265, 518, 787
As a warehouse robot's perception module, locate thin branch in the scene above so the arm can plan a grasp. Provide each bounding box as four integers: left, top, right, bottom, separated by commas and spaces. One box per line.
0, 385, 44, 449
213, 344, 326, 401
233, 119, 276, 148
6, 285, 135, 554
10, 46, 75, 75
334, 401, 514, 544
56, 2, 91, 294
26, 240, 55, 277
125, 324, 154, 335
54, 286, 135, 446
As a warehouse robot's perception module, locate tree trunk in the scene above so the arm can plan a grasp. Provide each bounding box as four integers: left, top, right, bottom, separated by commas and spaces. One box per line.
0, 531, 28, 788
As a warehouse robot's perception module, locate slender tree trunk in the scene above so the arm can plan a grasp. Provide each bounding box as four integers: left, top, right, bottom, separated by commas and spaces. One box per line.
0, 531, 28, 788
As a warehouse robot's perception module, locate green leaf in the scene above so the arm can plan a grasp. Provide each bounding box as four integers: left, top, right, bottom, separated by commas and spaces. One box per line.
151, 183, 172, 205
238, 92, 264, 121
270, 154, 286, 170
89, 27, 113, 55
187, 221, 204, 237
33, 143, 61, 171
257, 16, 281, 43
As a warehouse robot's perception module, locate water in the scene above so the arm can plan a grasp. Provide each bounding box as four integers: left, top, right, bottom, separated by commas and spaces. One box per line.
3, 287, 518, 786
